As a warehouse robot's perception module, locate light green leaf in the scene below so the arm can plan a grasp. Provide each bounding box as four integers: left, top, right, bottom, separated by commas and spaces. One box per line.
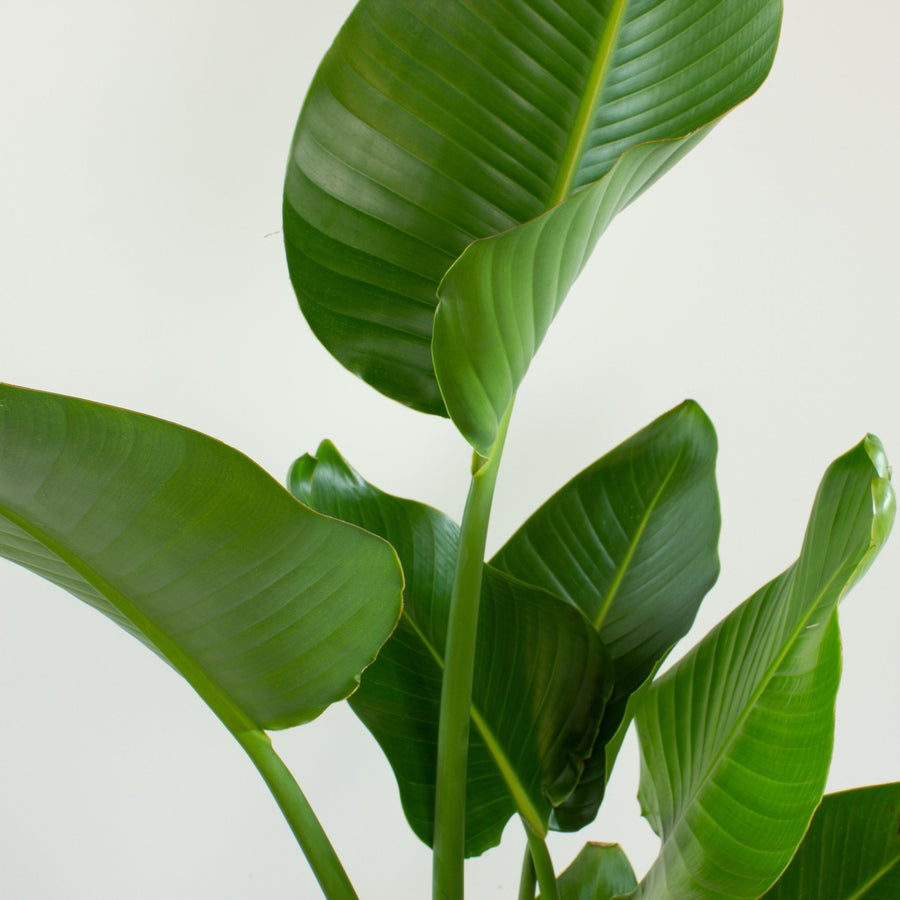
536, 841, 637, 900
761, 782, 900, 899
289, 441, 614, 855
633, 437, 895, 900
492, 401, 720, 829
547, 843, 638, 900
433, 129, 707, 453
283, 0, 781, 435
0, 384, 403, 733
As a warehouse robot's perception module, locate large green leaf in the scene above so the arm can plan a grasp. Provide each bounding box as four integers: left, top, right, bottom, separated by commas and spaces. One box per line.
761, 783, 900, 899
545, 843, 638, 900
283, 0, 781, 436
492, 401, 720, 829
632, 437, 895, 900
289, 441, 614, 855
0, 384, 403, 733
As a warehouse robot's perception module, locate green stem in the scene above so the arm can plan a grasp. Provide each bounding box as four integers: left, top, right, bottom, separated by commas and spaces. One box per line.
525, 826, 560, 900
518, 844, 537, 900
235, 729, 358, 900
433, 403, 514, 900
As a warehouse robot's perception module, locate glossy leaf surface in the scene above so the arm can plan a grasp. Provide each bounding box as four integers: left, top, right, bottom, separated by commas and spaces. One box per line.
547, 843, 637, 900
761, 782, 900, 899
284, 0, 782, 430
289, 441, 613, 855
493, 401, 720, 828
633, 437, 895, 900
0, 385, 403, 732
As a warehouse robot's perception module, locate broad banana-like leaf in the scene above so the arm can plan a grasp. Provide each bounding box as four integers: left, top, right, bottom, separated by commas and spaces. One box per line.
283, 0, 782, 446
761, 782, 900, 899
0, 385, 403, 733
632, 437, 895, 900
289, 441, 613, 855
544, 843, 637, 900
492, 401, 719, 828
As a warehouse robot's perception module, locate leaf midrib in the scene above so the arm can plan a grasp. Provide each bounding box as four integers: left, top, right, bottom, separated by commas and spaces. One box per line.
844, 849, 900, 900
593, 446, 685, 631
659, 533, 879, 856
547, 0, 629, 207
400, 582, 546, 834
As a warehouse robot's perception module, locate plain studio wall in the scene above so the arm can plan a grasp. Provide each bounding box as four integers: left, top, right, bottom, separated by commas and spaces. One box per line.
1, 1, 898, 897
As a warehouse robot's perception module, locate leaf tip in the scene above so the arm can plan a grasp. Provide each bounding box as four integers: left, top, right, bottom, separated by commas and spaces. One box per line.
864, 433, 890, 480
286, 453, 318, 502
862, 434, 895, 547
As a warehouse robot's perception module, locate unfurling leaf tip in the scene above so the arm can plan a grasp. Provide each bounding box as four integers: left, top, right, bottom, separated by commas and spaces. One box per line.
864, 433, 890, 479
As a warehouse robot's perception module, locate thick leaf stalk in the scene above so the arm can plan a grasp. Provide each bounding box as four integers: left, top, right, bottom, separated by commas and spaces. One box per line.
236, 730, 358, 900
433, 405, 512, 900
525, 826, 560, 900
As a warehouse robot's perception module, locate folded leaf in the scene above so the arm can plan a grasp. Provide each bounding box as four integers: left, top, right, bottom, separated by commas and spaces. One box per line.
761, 782, 900, 899
546, 842, 638, 900
289, 441, 613, 855
283, 0, 782, 424
0, 384, 403, 733
433, 129, 707, 454
493, 401, 720, 828
633, 437, 895, 900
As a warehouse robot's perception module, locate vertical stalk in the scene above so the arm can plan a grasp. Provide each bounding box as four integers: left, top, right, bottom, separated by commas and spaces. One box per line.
433, 404, 514, 900
235, 729, 359, 900
524, 826, 560, 900
518, 844, 538, 900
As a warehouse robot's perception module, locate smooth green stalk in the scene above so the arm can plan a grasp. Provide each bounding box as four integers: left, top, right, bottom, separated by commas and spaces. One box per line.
518, 844, 538, 900
433, 403, 514, 900
235, 729, 358, 900
525, 826, 560, 900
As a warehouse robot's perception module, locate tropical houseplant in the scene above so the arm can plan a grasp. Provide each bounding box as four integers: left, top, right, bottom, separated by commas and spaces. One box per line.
1, 1, 898, 898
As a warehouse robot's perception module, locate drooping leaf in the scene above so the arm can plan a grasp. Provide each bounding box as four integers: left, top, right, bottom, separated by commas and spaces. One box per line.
761, 782, 900, 899
544, 842, 637, 900
492, 401, 720, 829
289, 441, 614, 855
0, 384, 403, 733
632, 437, 895, 900
283, 0, 782, 430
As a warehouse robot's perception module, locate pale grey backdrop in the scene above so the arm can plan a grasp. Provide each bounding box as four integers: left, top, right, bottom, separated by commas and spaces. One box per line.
1, 1, 898, 897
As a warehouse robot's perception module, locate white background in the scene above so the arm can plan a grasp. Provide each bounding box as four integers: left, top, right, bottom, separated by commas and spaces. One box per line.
1, 1, 898, 897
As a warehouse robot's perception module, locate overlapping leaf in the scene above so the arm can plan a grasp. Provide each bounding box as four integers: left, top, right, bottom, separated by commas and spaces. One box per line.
492, 401, 720, 829
632, 437, 895, 900
0, 385, 403, 733
284, 0, 782, 443
546, 842, 637, 900
289, 441, 613, 855
762, 783, 900, 899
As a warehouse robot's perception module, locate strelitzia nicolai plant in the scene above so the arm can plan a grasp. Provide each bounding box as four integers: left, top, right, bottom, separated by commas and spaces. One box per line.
1, 1, 898, 899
